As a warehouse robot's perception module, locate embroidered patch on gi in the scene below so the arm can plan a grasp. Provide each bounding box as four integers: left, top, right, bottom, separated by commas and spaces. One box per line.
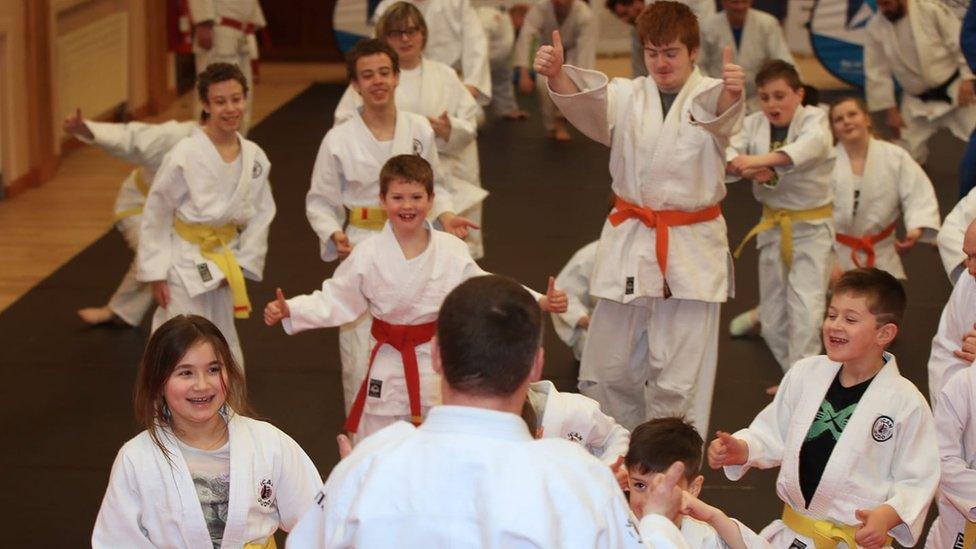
252, 160, 263, 178
788, 539, 807, 549
953, 532, 965, 549
872, 415, 895, 442
258, 478, 275, 507
368, 378, 383, 398
197, 263, 213, 282
566, 431, 583, 444
412, 138, 423, 155
625, 276, 634, 295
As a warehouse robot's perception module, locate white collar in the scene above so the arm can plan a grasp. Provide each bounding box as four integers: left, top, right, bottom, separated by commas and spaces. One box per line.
420, 405, 534, 441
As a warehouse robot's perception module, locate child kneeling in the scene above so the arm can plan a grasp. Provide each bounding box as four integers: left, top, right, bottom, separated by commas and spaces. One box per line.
708, 269, 939, 548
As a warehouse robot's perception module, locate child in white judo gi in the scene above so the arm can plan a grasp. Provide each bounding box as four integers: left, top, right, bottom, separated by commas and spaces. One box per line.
551, 239, 598, 360
708, 268, 940, 549
626, 418, 769, 548
308, 39, 476, 414
730, 60, 835, 387
925, 367, 976, 549
266, 155, 567, 441
938, 185, 976, 283
829, 96, 941, 279
334, 4, 489, 259
63, 109, 198, 327
535, 1, 746, 437
92, 314, 321, 548
138, 63, 275, 368
287, 275, 691, 548
477, 4, 529, 120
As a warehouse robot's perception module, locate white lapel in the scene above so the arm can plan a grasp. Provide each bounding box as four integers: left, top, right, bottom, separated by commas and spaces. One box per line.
833, 143, 856, 228
906, 0, 935, 84
739, 10, 758, 61
782, 360, 840, 511
220, 414, 254, 546
158, 426, 215, 547
377, 221, 439, 317
226, 138, 258, 218
641, 68, 704, 191
392, 111, 423, 156
808, 355, 900, 515
533, 381, 562, 438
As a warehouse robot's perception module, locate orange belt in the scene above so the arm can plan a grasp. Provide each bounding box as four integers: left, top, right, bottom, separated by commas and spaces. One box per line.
345, 318, 437, 434
608, 195, 722, 278
218, 17, 256, 34
835, 222, 897, 268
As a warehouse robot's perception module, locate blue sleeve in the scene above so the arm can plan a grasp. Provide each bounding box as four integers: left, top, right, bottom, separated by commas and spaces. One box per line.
962, 2, 976, 73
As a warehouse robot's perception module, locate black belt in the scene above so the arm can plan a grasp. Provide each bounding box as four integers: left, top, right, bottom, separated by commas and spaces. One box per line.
914, 69, 960, 104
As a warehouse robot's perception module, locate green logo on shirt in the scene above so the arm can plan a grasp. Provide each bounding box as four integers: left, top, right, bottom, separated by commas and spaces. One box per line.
805, 401, 857, 441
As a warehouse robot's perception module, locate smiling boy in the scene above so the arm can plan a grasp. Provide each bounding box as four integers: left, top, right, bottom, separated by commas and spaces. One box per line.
729, 60, 835, 389
266, 155, 567, 441
708, 268, 939, 549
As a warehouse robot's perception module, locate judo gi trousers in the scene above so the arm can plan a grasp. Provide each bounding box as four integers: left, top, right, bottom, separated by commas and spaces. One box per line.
758, 222, 833, 373
900, 103, 976, 164
151, 279, 243, 368
579, 296, 719, 437
339, 313, 373, 414
489, 60, 519, 116
108, 218, 154, 327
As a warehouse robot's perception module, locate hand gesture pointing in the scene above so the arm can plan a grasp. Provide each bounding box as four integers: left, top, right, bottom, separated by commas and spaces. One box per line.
534, 30, 565, 79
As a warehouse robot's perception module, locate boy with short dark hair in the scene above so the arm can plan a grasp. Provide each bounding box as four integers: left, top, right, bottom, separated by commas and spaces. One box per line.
266, 155, 566, 441
708, 268, 939, 549
730, 59, 835, 388
627, 418, 768, 548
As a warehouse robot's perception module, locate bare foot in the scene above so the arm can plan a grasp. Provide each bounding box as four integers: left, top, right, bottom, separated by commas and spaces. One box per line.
77, 306, 115, 325
503, 109, 529, 120
765, 385, 779, 396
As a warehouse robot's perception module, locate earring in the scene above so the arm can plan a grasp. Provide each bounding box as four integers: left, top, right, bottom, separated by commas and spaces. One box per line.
161, 401, 171, 421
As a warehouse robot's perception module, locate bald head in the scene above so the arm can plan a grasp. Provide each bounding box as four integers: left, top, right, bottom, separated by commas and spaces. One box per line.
964, 219, 976, 278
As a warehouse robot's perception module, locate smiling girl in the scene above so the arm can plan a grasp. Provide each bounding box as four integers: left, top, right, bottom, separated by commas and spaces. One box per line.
92, 315, 320, 548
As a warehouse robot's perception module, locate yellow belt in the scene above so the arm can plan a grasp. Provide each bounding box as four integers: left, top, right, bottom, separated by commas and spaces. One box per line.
244, 536, 277, 549
172, 217, 251, 319
114, 168, 151, 222
781, 505, 890, 549
733, 203, 834, 267
964, 519, 976, 549
347, 206, 387, 231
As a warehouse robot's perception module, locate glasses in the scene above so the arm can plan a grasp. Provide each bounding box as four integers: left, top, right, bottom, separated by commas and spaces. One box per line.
385, 26, 421, 40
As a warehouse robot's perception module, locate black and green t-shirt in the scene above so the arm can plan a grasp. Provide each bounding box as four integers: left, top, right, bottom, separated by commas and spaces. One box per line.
797, 370, 876, 507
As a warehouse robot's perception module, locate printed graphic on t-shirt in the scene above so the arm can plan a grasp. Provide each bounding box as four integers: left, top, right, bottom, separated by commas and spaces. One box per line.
192, 472, 230, 549
805, 400, 857, 442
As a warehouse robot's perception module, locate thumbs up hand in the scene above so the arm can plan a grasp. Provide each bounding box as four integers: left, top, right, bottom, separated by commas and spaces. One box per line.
539, 276, 568, 313
707, 430, 749, 468
720, 46, 744, 100
264, 288, 291, 326
533, 30, 565, 79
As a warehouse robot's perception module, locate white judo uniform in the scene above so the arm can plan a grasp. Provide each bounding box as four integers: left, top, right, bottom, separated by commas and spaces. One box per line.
551, 240, 598, 360
549, 65, 743, 435
477, 6, 519, 117
938, 185, 976, 283
79, 119, 198, 326
925, 367, 976, 549
282, 223, 504, 439
679, 516, 770, 549
306, 110, 455, 413
528, 379, 630, 466
864, 0, 976, 163
699, 9, 795, 105
729, 105, 835, 373
187, 0, 266, 134
372, 0, 492, 103
833, 138, 940, 278
927, 270, 976, 405
723, 354, 940, 549
514, 0, 598, 131
334, 58, 488, 259
285, 405, 690, 548
92, 413, 321, 548
138, 128, 275, 367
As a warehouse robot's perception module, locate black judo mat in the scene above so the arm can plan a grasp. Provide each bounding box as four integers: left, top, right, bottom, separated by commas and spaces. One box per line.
0, 83, 961, 544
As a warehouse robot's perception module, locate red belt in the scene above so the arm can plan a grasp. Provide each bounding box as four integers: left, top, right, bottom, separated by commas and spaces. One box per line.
608, 195, 722, 278
835, 222, 897, 268
218, 17, 256, 34
344, 318, 437, 434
